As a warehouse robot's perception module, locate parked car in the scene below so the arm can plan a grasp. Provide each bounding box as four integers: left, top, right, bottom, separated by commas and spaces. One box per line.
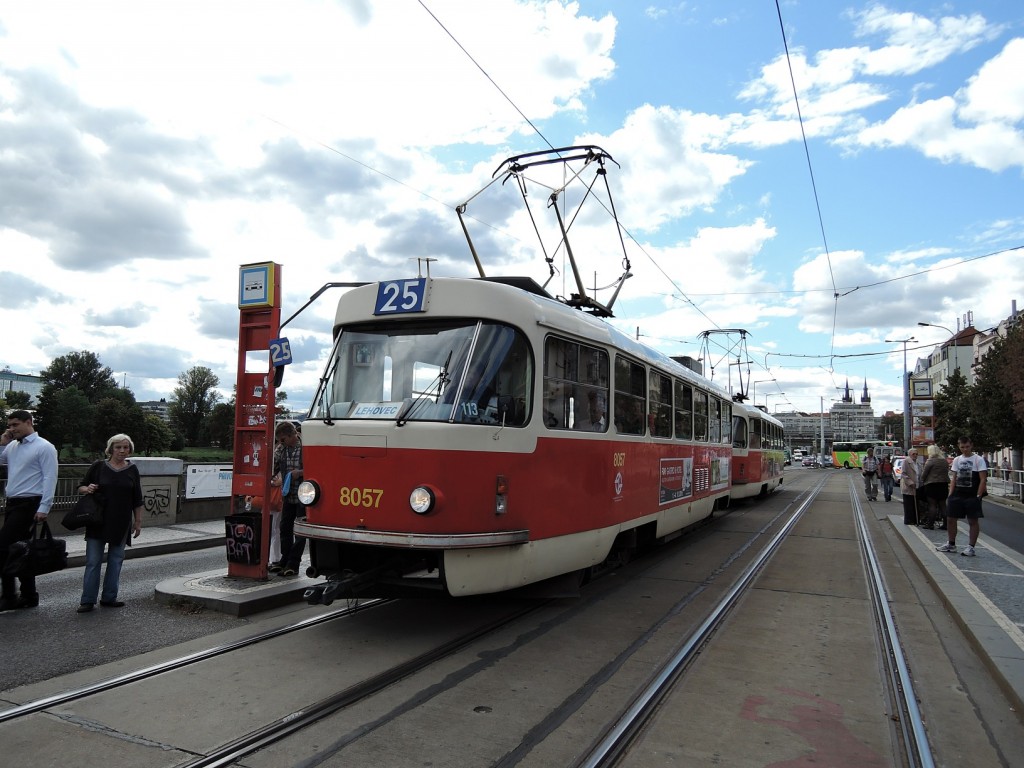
820, 455, 834, 467
802, 456, 815, 467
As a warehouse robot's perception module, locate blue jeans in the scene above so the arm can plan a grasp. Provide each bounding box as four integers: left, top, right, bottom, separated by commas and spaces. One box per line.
81, 537, 126, 605
881, 476, 894, 500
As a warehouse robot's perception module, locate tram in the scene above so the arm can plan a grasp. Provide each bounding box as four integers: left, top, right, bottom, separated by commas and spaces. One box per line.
730, 401, 785, 500
291, 146, 783, 602
293, 275, 746, 600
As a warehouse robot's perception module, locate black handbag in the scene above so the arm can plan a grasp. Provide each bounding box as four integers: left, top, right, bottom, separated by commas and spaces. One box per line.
4, 520, 68, 577
62, 492, 105, 531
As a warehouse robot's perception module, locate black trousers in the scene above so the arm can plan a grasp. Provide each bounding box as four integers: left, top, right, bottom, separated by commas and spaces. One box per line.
278, 500, 307, 569
0, 496, 41, 599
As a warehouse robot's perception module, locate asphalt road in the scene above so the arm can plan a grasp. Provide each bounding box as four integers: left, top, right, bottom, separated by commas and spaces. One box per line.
0, 548, 246, 693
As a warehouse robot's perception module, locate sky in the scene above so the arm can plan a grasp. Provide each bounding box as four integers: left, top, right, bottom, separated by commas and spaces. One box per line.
1, 1, 1021, 418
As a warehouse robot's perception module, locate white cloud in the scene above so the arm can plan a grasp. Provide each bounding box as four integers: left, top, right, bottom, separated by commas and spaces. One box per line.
852, 5, 999, 75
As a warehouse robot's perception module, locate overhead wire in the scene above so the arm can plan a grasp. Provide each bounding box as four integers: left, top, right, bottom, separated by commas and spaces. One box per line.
270, 2, 1015, 403
773, 0, 840, 370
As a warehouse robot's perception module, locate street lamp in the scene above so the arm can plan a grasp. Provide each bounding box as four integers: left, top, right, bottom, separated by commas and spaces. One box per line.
917, 321, 959, 375
917, 321, 952, 336
751, 378, 775, 403
884, 336, 916, 450
764, 392, 786, 412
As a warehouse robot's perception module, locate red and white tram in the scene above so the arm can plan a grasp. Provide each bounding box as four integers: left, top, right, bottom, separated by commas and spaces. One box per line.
294, 274, 748, 601
730, 401, 785, 500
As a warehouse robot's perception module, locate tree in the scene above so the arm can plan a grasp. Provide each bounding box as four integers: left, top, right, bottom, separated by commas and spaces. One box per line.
92, 394, 149, 455
38, 351, 118, 401
972, 326, 1024, 452
207, 402, 236, 450
933, 369, 989, 452
36, 351, 118, 449
141, 414, 174, 456
3, 390, 32, 410
990, 323, 1024, 426
43, 386, 95, 455
168, 366, 221, 446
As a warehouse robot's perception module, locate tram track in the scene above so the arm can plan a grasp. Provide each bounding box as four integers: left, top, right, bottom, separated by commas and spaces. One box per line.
567, 472, 940, 768
849, 478, 934, 768
8, 473, 947, 768
0, 599, 388, 724
188, 478, 827, 767
570, 475, 830, 767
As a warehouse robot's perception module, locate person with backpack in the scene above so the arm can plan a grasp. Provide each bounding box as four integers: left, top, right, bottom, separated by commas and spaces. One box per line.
878, 454, 896, 502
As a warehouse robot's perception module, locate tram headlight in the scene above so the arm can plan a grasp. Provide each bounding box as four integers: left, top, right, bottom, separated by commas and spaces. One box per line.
409, 486, 435, 515
297, 480, 320, 506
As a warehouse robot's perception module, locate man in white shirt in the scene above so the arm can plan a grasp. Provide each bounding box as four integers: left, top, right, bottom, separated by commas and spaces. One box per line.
0, 410, 59, 610
936, 436, 987, 557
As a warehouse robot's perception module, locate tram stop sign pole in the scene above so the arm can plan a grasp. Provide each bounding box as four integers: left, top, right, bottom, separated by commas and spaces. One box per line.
226, 262, 286, 579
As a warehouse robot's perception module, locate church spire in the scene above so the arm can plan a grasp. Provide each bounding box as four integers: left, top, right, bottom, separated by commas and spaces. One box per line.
861, 378, 871, 404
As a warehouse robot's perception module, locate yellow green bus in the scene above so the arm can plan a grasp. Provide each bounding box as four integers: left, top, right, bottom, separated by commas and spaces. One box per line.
831, 440, 903, 469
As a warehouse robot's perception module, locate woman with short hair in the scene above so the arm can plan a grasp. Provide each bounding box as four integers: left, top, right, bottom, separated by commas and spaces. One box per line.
76, 434, 143, 612
918, 444, 950, 530
899, 448, 921, 525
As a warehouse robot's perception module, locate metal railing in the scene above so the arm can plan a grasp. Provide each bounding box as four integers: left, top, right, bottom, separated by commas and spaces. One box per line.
987, 467, 1024, 502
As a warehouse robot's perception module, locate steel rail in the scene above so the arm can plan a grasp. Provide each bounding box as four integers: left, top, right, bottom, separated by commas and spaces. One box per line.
0, 599, 386, 724
175, 601, 548, 768
575, 475, 830, 768
850, 481, 935, 768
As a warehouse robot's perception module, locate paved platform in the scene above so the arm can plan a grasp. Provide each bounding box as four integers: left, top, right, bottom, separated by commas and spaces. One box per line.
57, 519, 316, 617
886, 505, 1024, 716
153, 568, 319, 617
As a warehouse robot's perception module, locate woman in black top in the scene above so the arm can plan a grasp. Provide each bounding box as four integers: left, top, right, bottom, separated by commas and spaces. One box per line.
918, 444, 950, 529
76, 434, 143, 612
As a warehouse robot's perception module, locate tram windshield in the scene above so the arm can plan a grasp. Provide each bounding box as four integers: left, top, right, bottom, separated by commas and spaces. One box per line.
311, 320, 532, 426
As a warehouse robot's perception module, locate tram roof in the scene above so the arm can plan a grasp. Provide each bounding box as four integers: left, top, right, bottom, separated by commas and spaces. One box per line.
335, 276, 731, 398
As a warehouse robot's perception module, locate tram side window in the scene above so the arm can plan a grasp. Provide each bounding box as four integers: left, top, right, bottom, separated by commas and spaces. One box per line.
614, 356, 646, 435
722, 401, 732, 445
753, 416, 763, 450
733, 414, 748, 449
675, 381, 693, 440
649, 371, 673, 438
693, 390, 709, 441
543, 336, 609, 430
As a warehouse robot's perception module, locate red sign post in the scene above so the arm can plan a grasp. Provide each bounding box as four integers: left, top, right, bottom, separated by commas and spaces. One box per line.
226, 262, 282, 579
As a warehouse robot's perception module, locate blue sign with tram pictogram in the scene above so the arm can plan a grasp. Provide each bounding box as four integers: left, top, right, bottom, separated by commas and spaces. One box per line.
374, 278, 429, 315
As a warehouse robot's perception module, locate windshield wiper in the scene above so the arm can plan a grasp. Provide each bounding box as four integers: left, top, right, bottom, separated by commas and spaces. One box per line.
397, 350, 452, 427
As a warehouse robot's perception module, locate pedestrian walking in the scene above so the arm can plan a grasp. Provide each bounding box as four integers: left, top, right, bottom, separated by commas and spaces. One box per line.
0, 410, 59, 611
76, 434, 143, 612
936, 436, 987, 557
878, 454, 895, 502
861, 447, 879, 501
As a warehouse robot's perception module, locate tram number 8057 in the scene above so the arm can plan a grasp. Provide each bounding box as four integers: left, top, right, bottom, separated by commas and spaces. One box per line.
339, 487, 384, 508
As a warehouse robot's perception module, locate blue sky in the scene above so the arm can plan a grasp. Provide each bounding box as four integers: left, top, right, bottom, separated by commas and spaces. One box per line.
1, 1, 1021, 417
